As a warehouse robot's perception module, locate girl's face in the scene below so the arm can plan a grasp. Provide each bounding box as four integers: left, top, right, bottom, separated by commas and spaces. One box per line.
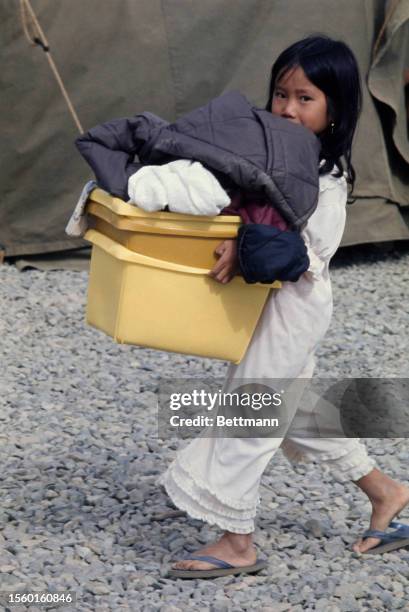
271, 66, 331, 135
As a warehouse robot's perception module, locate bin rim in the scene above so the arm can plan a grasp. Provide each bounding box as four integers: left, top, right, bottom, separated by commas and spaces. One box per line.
89, 188, 242, 224
86, 201, 240, 237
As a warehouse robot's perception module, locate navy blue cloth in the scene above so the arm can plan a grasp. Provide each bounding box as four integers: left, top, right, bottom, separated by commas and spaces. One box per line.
237, 224, 310, 283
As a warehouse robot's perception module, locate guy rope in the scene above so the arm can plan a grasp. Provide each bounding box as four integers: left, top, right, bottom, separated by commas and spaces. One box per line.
19, 0, 84, 134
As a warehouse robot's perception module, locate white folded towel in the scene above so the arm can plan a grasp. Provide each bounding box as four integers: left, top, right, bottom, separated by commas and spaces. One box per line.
127, 159, 229, 216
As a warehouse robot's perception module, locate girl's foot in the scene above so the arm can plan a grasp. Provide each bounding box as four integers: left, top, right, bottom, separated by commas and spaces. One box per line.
171, 531, 256, 571
352, 469, 409, 553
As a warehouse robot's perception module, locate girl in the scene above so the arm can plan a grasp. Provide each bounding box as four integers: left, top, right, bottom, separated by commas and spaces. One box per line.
159, 35, 409, 579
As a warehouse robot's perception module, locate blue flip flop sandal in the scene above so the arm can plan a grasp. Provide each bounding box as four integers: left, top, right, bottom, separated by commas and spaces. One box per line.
167, 554, 268, 579
361, 521, 409, 554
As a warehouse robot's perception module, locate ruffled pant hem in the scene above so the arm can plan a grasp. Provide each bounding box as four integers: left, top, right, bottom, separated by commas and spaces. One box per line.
157, 464, 256, 533
281, 439, 376, 482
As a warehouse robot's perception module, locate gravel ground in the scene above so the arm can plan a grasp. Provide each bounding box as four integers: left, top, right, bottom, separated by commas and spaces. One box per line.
1, 242, 409, 611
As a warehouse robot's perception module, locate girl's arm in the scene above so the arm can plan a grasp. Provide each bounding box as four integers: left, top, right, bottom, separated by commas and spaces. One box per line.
301, 174, 347, 280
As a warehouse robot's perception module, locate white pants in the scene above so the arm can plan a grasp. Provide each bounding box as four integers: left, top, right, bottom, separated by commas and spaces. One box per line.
158, 354, 376, 533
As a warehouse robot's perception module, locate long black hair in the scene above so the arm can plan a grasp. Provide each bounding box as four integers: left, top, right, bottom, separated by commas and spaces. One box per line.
265, 35, 362, 195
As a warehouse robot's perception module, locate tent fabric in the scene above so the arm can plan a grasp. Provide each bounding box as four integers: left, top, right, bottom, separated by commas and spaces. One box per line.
367, 0, 409, 204
1, 0, 409, 259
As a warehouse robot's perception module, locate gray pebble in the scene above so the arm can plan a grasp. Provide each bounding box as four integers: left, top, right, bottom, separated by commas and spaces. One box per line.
304, 519, 326, 538
338, 594, 360, 612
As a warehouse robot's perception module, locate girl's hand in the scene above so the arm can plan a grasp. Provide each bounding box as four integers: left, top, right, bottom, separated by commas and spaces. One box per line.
208, 239, 239, 284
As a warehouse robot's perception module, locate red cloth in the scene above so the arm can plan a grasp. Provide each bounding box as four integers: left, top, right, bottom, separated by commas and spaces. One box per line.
221, 189, 288, 230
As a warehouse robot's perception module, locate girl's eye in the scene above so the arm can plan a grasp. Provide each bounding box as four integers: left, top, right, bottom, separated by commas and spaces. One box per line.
300, 96, 312, 102
274, 91, 286, 98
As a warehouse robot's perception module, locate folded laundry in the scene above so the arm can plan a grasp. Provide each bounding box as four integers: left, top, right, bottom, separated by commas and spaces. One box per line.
75, 90, 320, 229
237, 224, 310, 283
127, 159, 230, 216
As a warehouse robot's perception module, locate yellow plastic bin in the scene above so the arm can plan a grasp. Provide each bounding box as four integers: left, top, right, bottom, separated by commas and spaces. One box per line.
86, 188, 243, 269
84, 229, 281, 363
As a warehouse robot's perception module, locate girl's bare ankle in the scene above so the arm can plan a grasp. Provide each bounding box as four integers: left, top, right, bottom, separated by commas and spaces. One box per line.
222, 531, 253, 552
